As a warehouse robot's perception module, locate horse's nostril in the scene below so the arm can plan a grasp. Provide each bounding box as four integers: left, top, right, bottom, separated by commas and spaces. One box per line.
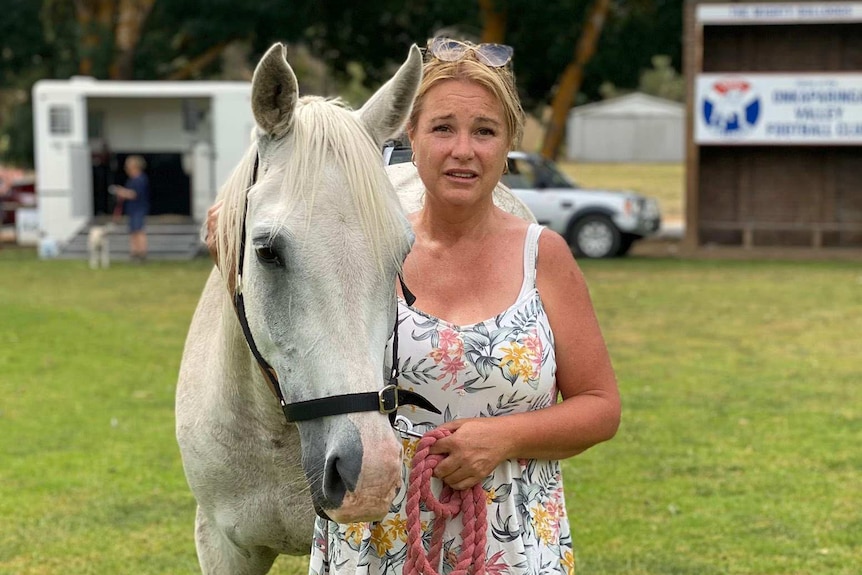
322, 452, 361, 506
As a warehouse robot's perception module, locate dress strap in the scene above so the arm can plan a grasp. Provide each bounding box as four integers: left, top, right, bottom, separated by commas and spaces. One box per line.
517, 223, 544, 299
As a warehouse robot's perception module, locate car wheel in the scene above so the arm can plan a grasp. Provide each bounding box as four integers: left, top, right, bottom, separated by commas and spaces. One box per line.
570, 215, 621, 258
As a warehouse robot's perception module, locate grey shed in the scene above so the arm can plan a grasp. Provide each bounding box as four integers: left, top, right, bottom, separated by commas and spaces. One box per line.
566, 92, 684, 163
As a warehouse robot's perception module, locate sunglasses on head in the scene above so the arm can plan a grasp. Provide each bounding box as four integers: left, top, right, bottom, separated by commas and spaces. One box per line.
424, 37, 514, 68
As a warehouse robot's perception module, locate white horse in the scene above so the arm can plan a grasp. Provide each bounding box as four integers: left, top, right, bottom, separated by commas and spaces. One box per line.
176, 43, 423, 574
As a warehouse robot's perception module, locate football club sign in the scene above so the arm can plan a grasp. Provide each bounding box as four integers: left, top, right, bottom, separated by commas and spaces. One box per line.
701, 79, 761, 137
695, 74, 862, 144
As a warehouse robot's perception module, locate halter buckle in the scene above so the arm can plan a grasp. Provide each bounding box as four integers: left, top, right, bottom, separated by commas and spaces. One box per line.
378, 384, 399, 414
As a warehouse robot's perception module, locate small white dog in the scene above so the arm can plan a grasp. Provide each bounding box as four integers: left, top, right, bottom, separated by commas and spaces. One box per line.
87, 222, 114, 269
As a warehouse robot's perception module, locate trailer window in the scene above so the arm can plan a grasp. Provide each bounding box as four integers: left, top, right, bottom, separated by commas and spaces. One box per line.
49, 106, 72, 135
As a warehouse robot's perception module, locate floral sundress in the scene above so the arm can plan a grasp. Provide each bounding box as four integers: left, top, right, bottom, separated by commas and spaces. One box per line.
309, 223, 574, 575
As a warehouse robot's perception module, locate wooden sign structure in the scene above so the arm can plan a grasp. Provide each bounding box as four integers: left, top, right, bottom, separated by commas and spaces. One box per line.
684, 0, 862, 255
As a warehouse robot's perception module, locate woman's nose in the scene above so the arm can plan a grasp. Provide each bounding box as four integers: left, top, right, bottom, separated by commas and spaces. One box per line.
451, 132, 474, 160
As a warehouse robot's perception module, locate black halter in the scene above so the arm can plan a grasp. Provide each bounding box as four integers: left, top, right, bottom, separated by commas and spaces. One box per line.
232, 156, 439, 424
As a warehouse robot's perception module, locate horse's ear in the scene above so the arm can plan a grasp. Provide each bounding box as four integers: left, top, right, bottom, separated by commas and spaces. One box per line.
251, 43, 299, 138
357, 44, 423, 146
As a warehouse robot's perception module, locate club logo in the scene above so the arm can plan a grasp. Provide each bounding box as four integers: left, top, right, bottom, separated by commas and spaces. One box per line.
702, 79, 761, 136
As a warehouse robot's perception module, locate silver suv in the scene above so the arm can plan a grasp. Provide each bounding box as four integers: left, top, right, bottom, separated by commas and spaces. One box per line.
383, 143, 662, 258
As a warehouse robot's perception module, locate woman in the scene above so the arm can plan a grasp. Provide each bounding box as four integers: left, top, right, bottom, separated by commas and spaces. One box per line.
307, 38, 620, 575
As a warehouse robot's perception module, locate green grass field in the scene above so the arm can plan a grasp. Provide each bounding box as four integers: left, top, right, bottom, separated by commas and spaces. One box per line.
1, 248, 860, 574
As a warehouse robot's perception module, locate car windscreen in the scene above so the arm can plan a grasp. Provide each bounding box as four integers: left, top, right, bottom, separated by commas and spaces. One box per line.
389, 147, 413, 165
538, 158, 577, 188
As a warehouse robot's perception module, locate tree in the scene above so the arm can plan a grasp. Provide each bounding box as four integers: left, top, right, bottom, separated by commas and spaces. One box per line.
0, 0, 684, 168
54, 0, 156, 79
293, 0, 479, 90
110, 0, 157, 79
479, 0, 506, 43
74, 0, 114, 77
0, 0, 320, 165
584, 0, 683, 101
601, 54, 685, 101
539, 0, 611, 160
495, 0, 683, 158
0, 0, 60, 166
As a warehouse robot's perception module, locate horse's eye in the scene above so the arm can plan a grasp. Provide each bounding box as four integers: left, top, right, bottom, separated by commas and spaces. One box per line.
255, 245, 281, 265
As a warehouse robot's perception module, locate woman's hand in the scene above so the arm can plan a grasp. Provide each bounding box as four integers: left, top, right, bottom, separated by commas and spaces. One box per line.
428, 418, 511, 491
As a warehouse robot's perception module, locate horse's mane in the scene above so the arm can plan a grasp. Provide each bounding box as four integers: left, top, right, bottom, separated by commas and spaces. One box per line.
214, 96, 408, 291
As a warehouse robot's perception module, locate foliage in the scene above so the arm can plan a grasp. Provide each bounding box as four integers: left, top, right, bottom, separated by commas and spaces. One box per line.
0, 1, 55, 88
506, 0, 594, 112
600, 54, 685, 102
135, 0, 318, 80
1, 245, 861, 574
0, 100, 34, 168
0, 0, 685, 167
638, 55, 686, 101
584, 0, 683, 102
299, 0, 480, 88
0, 0, 66, 167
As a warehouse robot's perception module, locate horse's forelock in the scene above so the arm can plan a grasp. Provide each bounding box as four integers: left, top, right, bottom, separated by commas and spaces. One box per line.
275, 97, 409, 270
215, 140, 260, 292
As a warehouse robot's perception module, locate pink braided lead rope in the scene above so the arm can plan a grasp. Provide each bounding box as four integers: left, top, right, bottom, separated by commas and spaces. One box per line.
404, 428, 488, 575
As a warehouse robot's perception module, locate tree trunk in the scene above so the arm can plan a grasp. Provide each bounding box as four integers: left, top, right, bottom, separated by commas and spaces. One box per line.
165, 42, 230, 81
74, 0, 115, 76
540, 0, 611, 161
479, 0, 507, 44
110, 0, 156, 79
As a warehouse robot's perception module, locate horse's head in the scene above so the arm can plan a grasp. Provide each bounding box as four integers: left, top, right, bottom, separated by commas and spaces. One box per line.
217, 43, 422, 523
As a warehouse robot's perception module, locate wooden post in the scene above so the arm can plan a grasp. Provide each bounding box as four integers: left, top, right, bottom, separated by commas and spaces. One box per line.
683, 0, 702, 253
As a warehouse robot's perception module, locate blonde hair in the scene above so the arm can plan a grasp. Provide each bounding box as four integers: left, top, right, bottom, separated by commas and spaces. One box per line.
126, 155, 147, 171
408, 49, 524, 149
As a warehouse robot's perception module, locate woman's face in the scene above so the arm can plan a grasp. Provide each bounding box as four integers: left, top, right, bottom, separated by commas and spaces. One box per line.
408, 79, 509, 210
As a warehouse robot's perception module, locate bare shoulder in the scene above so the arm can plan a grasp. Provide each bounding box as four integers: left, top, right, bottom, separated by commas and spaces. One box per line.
534, 228, 592, 315
536, 228, 584, 285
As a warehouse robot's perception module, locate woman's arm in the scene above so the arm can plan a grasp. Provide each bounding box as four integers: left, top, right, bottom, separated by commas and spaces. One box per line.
430, 229, 621, 490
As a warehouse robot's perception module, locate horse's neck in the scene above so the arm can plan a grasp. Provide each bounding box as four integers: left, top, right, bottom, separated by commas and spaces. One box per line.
206, 269, 287, 425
